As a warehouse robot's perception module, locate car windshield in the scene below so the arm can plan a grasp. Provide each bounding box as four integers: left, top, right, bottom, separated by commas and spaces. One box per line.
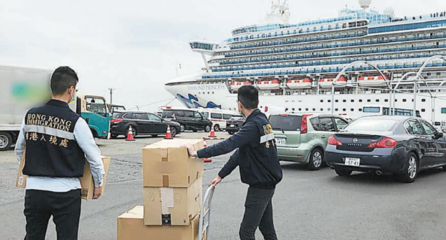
345, 118, 398, 132
269, 115, 302, 131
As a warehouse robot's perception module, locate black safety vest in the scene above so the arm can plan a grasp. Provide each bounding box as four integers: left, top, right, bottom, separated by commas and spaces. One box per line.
23, 99, 86, 178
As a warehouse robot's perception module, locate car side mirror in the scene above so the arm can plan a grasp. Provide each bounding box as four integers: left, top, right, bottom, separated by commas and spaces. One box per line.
435, 132, 443, 139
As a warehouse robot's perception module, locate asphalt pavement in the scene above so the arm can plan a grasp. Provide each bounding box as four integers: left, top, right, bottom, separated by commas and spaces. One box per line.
1, 132, 446, 240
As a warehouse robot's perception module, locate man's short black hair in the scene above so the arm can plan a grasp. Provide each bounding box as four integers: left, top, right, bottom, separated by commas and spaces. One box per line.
237, 85, 258, 109
50, 66, 79, 96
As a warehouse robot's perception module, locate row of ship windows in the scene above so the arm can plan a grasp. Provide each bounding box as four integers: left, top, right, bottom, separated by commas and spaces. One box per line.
223, 31, 446, 58
213, 43, 446, 66
230, 30, 366, 50
231, 18, 359, 35
229, 20, 446, 46
203, 62, 446, 79
320, 98, 427, 103
285, 107, 429, 113
211, 52, 445, 72
231, 22, 366, 42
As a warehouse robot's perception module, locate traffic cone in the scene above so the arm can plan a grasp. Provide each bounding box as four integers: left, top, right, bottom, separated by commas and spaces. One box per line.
202, 137, 212, 163
126, 125, 135, 141
208, 124, 216, 137
164, 125, 173, 139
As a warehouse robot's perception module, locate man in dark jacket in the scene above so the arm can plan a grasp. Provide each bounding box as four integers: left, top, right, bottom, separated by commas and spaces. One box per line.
184, 85, 282, 240
15, 67, 105, 240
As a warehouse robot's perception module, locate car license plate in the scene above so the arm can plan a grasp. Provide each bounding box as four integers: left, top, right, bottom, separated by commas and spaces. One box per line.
230, 124, 235, 127
345, 157, 360, 166
276, 138, 286, 145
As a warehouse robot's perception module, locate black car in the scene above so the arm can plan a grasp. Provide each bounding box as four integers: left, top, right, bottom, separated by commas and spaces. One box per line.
162, 109, 212, 132
226, 116, 245, 135
325, 116, 446, 183
110, 111, 181, 138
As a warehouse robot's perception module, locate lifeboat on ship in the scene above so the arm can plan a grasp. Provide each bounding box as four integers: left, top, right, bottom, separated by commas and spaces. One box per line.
257, 79, 280, 90
319, 76, 347, 88
358, 75, 389, 87
286, 78, 312, 89
230, 80, 251, 91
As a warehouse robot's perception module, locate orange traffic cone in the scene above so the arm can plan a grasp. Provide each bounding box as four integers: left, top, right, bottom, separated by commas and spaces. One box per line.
202, 137, 212, 162
208, 124, 216, 137
126, 125, 135, 141
165, 124, 173, 139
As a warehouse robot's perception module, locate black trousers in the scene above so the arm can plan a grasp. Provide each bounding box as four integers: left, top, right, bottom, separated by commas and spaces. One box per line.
24, 189, 81, 240
239, 187, 277, 240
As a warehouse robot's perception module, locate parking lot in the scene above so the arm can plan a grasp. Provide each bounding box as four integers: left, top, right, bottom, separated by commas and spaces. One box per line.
1, 131, 446, 239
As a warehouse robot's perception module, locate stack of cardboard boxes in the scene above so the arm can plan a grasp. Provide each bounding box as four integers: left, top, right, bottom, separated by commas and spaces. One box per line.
118, 139, 204, 240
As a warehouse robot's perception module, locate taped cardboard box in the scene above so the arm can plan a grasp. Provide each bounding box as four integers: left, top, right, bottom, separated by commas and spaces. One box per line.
143, 177, 202, 226
79, 156, 111, 200
16, 153, 27, 188
118, 206, 199, 240
142, 139, 204, 188
17, 154, 111, 200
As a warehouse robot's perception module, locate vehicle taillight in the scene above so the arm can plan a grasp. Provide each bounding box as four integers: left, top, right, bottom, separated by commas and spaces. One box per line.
265, 106, 269, 112
300, 114, 312, 134
368, 137, 397, 148
328, 135, 343, 146
111, 118, 122, 124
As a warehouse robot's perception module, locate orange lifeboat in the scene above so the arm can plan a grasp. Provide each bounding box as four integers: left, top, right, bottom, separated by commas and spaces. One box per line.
257, 79, 280, 90
230, 80, 251, 91
319, 76, 347, 88
358, 75, 389, 87
287, 78, 312, 89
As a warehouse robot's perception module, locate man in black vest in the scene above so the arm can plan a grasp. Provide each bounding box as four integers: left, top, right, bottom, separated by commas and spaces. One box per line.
184, 85, 283, 240
15, 66, 105, 240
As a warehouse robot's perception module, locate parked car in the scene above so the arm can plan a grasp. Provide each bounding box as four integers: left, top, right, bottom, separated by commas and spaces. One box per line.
198, 108, 241, 131
226, 116, 245, 135
161, 108, 212, 132
110, 111, 181, 138
325, 116, 446, 183
270, 113, 349, 170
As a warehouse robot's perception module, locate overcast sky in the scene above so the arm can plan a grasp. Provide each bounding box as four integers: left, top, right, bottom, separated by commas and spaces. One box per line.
1, 0, 446, 111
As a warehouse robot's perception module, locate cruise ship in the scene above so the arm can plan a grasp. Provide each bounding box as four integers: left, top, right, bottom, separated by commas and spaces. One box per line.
165, 0, 446, 123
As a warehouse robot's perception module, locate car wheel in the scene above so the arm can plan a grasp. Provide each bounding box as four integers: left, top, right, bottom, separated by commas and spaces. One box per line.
443, 165, 446, 171
307, 148, 323, 170
214, 125, 221, 132
170, 127, 177, 137
204, 125, 211, 132
0, 132, 12, 151
180, 124, 185, 132
111, 134, 118, 139
151, 135, 158, 138
335, 168, 352, 177
395, 153, 418, 183
228, 131, 235, 135
126, 126, 137, 137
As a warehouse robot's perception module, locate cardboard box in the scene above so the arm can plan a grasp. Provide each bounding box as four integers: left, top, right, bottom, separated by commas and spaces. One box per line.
118, 206, 199, 240
17, 154, 111, 201
142, 139, 204, 188
79, 156, 111, 200
16, 153, 27, 188
143, 177, 202, 226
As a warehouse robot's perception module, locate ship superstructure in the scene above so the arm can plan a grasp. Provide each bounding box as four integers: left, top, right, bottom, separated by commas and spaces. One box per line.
165, 0, 446, 123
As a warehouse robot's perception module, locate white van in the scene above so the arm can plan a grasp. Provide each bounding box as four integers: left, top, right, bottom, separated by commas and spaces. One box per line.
198, 108, 242, 131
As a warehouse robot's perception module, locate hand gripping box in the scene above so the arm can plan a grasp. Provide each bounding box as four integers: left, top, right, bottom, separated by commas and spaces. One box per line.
79, 156, 111, 200
17, 154, 110, 201
142, 139, 204, 188
143, 177, 202, 226
118, 206, 199, 240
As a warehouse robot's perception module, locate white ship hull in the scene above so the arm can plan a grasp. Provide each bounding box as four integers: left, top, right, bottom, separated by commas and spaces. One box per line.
165, 76, 446, 122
